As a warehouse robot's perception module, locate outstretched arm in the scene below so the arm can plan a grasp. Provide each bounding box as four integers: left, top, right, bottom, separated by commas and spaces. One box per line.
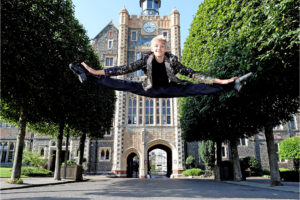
81, 58, 146, 77
81, 62, 105, 75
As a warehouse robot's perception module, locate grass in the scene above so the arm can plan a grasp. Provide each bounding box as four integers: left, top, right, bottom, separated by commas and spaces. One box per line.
0, 167, 28, 178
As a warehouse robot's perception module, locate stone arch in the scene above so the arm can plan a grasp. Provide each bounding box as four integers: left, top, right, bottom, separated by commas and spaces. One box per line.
146, 139, 175, 151
124, 148, 140, 178
146, 139, 174, 177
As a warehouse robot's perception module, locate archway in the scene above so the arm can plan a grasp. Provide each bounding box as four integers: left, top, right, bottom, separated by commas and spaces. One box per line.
148, 144, 172, 178
126, 153, 139, 178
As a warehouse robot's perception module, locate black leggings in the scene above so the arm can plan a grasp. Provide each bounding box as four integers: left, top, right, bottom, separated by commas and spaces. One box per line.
89, 75, 227, 98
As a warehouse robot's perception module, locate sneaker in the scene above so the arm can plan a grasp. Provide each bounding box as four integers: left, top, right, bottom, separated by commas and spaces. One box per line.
234, 72, 253, 92
69, 64, 87, 83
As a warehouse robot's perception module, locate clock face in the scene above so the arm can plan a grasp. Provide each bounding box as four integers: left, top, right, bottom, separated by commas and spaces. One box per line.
143, 22, 156, 33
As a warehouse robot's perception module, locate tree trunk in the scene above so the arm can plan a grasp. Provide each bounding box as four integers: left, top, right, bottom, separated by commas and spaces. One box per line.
214, 141, 222, 181
63, 128, 70, 179
230, 139, 243, 181
293, 158, 299, 171
78, 133, 86, 165
265, 124, 282, 186
54, 121, 64, 180
11, 106, 27, 180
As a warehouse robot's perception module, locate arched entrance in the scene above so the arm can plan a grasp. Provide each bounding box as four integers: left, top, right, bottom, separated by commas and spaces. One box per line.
147, 144, 172, 178
126, 153, 139, 178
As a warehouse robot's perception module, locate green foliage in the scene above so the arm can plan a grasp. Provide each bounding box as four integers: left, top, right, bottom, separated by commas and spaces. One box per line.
185, 155, 196, 169
263, 169, 270, 175
279, 168, 291, 172
62, 160, 77, 166
0, 167, 27, 178
279, 136, 300, 160
180, 0, 299, 145
198, 140, 215, 170
182, 168, 203, 176
6, 178, 23, 184
21, 167, 52, 177
240, 157, 262, 176
22, 151, 47, 168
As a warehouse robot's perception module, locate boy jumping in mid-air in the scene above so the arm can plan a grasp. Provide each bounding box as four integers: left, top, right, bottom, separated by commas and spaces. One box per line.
70, 35, 252, 98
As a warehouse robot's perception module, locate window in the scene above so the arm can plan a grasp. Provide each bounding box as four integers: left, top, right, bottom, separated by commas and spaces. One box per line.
132, 32, 137, 41
238, 138, 247, 146
40, 148, 44, 156
289, 117, 296, 129
147, 0, 153, 8
105, 57, 114, 66
8, 143, 14, 162
145, 99, 154, 124
104, 129, 112, 137
163, 32, 168, 38
108, 31, 113, 37
154, 1, 159, 9
162, 99, 171, 124
156, 99, 160, 124
1, 143, 8, 163
128, 97, 137, 124
99, 148, 111, 161
139, 97, 143, 124
221, 146, 226, 157
274, 125, 282, 130
108, 40, 113, 48
135, 52, 145, 77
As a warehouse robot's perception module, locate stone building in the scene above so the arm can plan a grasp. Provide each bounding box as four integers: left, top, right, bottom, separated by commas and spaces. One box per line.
89, 0, 184, 178
185, 114, 300, 170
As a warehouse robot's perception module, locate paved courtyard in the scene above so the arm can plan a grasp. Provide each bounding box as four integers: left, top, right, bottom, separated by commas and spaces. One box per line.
1, 176, 299, 200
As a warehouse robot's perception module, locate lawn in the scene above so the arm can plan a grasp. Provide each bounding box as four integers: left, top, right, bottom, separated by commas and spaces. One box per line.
0, 167, 28, 178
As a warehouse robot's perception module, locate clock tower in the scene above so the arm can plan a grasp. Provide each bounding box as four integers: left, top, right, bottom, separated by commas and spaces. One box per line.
92, 0, 184, 178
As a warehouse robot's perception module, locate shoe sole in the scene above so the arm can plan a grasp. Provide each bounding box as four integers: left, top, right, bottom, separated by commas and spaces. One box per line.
234, 72, 253, 92
69, 63, 87, 83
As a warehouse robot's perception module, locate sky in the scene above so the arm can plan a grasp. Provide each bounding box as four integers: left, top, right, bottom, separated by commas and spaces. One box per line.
72, 0, 204, 50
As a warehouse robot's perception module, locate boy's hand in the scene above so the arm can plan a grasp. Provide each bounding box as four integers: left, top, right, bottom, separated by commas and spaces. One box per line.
213, 77, 238, 84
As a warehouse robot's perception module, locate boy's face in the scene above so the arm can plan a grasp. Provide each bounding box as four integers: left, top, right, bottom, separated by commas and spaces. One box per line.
151, 40, 167, 58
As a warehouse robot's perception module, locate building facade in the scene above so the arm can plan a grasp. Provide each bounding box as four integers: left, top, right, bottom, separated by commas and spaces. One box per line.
90, 0, 184, 178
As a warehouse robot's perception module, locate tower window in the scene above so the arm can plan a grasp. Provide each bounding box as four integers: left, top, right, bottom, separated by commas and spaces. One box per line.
132, 32, 137, 41
162, 99, 171, 124
147, 0, 153, 8
163, 32, 168, 38
145, 99, 154, 124
128, 97, 137, 124
154, 1, 159, 9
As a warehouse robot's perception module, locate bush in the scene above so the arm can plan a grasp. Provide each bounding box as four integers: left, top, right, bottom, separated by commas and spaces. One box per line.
186, 156, 195, 169
6, 178, 23, 184
263, 169, 270, 175
21, 167, 52, 177
182, 168, 203, 176
22, 151, 47, 168
240, 157, 262, 176
280, 170, 299, 182
62, 160, 77, 166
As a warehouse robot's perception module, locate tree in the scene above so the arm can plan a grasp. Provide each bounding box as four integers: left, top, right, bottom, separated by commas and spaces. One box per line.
181, 0, 299, 186
279, 136, 300, 171
1, 0, 115, 181
198, 140, 215, 170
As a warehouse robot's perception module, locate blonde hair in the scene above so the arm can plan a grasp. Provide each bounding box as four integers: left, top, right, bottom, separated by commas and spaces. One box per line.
151, 35, 167, 47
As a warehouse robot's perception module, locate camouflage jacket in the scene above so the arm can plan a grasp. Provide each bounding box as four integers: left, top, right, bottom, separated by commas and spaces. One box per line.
104, 52, 215, 90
